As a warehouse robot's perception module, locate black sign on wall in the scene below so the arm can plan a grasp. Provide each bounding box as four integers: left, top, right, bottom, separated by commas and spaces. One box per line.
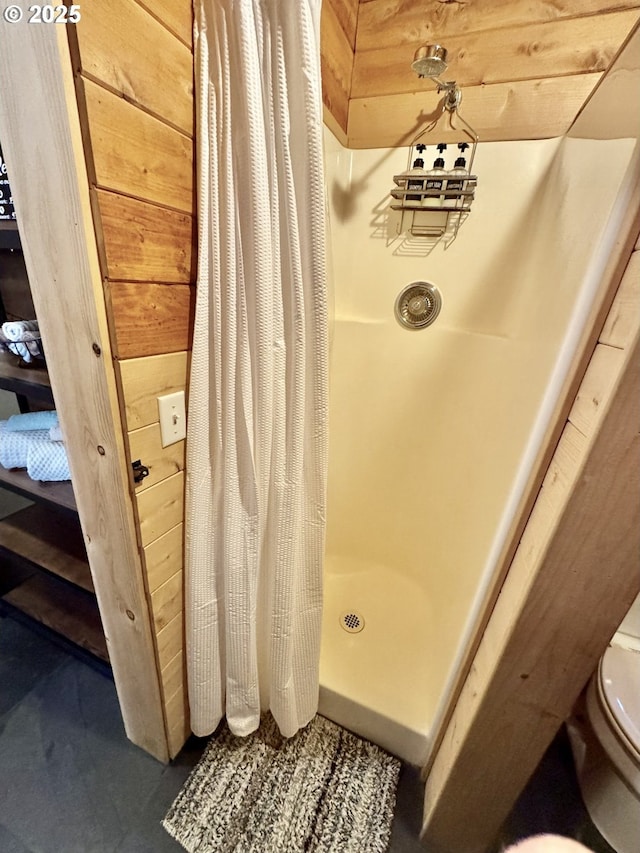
0, 145, 16, 221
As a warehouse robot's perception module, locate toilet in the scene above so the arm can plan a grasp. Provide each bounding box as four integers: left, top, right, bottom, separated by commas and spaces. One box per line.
568, 594, 640, 853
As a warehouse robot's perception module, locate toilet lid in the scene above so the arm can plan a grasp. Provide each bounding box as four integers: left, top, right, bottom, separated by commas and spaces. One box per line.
600, 644, 640, 754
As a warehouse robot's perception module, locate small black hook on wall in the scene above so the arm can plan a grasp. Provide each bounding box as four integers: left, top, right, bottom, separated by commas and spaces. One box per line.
132, 459, 149, 484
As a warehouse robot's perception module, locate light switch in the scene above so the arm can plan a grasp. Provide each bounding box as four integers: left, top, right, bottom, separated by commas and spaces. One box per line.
158, 391, 186, 447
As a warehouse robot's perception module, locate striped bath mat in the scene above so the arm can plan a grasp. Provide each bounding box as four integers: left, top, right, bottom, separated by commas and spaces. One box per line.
163, 714, 400, 852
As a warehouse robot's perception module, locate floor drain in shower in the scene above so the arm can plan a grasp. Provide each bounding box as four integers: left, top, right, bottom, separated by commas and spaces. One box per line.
340, 611, 365, 634
395, 281, 442, 329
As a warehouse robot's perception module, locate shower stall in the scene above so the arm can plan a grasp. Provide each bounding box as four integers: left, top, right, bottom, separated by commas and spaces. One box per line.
317, 127, 637, 765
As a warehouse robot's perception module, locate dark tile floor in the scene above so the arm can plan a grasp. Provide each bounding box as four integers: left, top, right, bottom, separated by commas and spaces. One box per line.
489, 729, 615, 853
0, 612, 613, 853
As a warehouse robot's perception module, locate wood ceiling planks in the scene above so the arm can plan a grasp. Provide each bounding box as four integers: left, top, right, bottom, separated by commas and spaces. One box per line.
351, 11, 639, 97
320, 0, 640, 147
355, 0, 640, 52
347, 74, 602, 148
330, 0, 359, 47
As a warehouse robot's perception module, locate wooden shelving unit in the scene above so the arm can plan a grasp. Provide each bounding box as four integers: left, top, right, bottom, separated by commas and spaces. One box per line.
0, 465, 76, 513
0, 351, 51, 402
0, 352, 76, 512
0, 503, 92, 591
3, 574, 108, 661
0, 229, 107, 664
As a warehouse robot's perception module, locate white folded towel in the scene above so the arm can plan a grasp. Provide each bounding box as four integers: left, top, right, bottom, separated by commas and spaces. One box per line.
0, 422, 50, 469
6, 411, 57, 432
27, 439, 71, 482
2, 320, 39, 341
49, 423, 64, 442
8, 341, 43, 363
1, 321, 42, 363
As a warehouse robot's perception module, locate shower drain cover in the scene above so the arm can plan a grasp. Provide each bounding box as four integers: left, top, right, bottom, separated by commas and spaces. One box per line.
340, 611, 365, 634
395, 281, 442, 329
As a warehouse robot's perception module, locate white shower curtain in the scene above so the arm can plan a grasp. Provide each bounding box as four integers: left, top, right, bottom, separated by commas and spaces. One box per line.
185, 0, 328, 739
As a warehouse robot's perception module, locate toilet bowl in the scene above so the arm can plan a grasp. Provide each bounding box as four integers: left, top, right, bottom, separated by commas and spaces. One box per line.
569, 630, 640, 853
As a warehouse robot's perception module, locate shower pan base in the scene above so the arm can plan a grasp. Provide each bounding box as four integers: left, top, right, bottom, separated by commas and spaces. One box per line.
319, 557, 447, 765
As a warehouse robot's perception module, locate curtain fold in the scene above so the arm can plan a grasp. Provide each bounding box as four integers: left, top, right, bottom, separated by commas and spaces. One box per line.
186, 0, 328, 739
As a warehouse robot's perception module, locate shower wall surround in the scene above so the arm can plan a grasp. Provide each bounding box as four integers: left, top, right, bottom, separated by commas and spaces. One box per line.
319, 128, 636, 763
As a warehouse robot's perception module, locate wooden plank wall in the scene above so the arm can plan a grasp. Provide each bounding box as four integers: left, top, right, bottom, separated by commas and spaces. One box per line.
321, 0, 360, 140
421, 231, 640, 852
68, 0, 195, 758
0, 21, 169, 762
348, 1, 640, 147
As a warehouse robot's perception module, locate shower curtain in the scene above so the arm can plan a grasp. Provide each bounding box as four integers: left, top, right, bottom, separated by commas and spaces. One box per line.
185, 0, 328, 739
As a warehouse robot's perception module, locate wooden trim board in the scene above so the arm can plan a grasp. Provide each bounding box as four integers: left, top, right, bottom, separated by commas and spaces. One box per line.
0, 23, 168, 760
421, 256, 640, 851
600, 250, 640, 347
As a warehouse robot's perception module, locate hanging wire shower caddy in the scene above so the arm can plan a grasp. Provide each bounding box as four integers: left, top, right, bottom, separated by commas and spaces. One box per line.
390, 45, 479, 241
